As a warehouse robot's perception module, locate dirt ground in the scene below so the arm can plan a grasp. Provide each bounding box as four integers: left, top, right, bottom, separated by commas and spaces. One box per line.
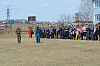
0, 34, 100, 66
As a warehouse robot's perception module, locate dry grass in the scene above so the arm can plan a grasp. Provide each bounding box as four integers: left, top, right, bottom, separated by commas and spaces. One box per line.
0, 34, 100, 66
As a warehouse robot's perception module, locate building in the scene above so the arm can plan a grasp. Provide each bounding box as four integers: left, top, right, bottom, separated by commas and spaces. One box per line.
72, 21, 93, 26
92, 0, 100, 25
70, 13, 93, 26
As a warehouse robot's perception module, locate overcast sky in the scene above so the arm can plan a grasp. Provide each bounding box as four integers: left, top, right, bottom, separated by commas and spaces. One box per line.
0, 0, 81, 22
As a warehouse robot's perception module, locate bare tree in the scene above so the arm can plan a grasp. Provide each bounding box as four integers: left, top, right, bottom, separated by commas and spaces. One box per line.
72, 15, 75, 22
67, 15, 71, 23
78, 0, 93, 21
58, 14, 71, 23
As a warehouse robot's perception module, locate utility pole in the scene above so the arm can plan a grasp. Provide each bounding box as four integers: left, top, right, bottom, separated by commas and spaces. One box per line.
6, 5, 10, 29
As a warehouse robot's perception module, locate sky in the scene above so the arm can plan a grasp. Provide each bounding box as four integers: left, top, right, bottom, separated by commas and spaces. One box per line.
0, 0, 81, 22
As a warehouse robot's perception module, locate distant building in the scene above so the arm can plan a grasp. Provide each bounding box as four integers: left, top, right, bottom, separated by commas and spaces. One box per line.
0, 21, 5, 23
71, 13, 93, 26
92, 0, 100, 25
72, 21, 93, 26
12, 19, 27, 23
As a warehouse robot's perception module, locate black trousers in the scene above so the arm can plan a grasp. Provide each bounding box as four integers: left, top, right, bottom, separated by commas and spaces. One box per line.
60, 32, 62, 39
42, 33, 44, 38
51, 32, 54, 38
86, 33, 89, 40
44, 33, 46, 38
41, 32, 43, 38
81, 33, 83, 40
57, 31, 59, 39
46, 33, 50, 39
65, 32, 68, 39
31, 33, 32, 38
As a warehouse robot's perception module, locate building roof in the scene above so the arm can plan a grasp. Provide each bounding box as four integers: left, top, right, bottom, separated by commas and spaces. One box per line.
92, 0, 100, 2
72, 21, 93, 23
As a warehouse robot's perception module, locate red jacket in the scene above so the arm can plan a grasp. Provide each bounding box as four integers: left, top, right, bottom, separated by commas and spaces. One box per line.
28, 29, 32, 35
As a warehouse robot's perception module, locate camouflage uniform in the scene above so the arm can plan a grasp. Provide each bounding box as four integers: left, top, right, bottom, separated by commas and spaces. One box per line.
16, 28, 21, 43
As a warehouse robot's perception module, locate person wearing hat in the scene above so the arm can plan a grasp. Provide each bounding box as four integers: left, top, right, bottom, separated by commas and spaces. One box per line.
16, 27, 21, 43
35, 23, 40, 43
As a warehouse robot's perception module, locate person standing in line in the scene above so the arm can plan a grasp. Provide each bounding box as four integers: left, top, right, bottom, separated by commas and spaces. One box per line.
56, 26, 59, 39
70, 25, 73, 39
41, 27, 43, 38
94, 25, 98, 40
61, 24, 65, 39
62, 24, 64, 28
35, 23, 40, 43
46, 27, 50, 39
28, 27, 33, 38
82, 25, 87, 40
49, 27, 52, 38
50, 27, 53, 39
59, 26, 62, 39
79, 25, 82, 40
64, 26, 69, 39
42, 27, 45, 38
63, 27, 66, 39
53, 26, 56, 39
44, 28, 47, 38
39, 27, 42, 38
81, 25, 83, 40
68, 26, 71, 39
86, 25, 90, 40
91, 25, 94, 40
67, 26, 70, 39
58, 26, 60, 39
51, 26, 54, 38
31, 28, 34, 38
75, 27, 79, 40
16, 27, 21, 43
72, 25, 76, 40
97, 24, 100, 41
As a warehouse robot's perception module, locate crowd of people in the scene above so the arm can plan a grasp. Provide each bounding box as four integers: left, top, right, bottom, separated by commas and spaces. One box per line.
16, 23, 100, 43
37, 24, 100, 41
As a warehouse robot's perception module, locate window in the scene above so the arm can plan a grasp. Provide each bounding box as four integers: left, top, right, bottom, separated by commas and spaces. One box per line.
95, 14, 100, 21
94, 1, 100, 8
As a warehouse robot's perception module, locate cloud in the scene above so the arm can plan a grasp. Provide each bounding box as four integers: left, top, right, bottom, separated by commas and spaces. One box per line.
1, 1, 12, 5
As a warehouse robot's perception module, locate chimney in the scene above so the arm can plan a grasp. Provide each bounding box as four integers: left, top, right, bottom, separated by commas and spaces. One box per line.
75, 13, 79, 21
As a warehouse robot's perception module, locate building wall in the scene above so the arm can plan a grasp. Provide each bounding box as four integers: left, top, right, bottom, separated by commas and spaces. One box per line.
92, 0, 100, 25
94, 8, 100, 14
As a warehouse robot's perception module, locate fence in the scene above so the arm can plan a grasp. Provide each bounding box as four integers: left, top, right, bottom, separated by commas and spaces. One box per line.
0, 29, 4, 35
3, 31, 28, 34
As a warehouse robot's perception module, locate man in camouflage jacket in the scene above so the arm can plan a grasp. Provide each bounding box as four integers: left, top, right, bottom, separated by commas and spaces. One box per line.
16, 27, 21, 43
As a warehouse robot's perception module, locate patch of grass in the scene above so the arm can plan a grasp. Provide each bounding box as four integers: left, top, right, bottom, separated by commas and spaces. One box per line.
0, 34, 100, 66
